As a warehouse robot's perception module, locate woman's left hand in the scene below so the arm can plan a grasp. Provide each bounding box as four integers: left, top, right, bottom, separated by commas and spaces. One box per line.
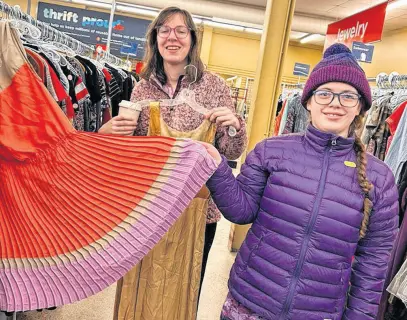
205, 107, 241, 131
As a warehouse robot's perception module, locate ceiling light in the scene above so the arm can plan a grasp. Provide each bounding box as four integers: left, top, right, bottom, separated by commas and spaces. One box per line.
387, 0, 407, 10
71, 0, 112, 9
193, 18, 203, 24
116, 4, 158, 17
204, 21, 244, 31
290, 31, 308, 40
300, 34, 323, 44
245, 27, 263, 34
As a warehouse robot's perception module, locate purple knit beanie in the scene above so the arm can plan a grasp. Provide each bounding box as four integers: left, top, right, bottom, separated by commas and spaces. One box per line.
301, 43, 372, 111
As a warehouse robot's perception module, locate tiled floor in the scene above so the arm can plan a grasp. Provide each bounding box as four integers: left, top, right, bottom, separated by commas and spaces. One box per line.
16, 218, 236, 320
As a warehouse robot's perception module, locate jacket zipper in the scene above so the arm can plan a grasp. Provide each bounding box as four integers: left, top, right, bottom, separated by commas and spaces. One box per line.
279, 139, 335, 319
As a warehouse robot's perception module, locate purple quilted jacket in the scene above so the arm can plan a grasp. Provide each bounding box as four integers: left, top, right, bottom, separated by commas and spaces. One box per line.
207, 125, 399, 320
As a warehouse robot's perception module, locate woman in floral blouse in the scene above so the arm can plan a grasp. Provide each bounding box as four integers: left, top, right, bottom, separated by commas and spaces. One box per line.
100, 6, 247, 306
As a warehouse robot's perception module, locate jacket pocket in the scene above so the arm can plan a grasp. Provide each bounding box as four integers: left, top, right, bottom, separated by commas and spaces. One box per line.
335, 264, 351, 316
235, 232, 264, 276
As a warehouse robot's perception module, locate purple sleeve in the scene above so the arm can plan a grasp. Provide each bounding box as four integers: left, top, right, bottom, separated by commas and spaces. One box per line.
343, 169, 399, 320
214, 83, 247, 160
207, 140, 269, 224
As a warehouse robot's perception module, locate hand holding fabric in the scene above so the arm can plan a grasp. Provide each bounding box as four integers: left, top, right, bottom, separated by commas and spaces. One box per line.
197, 141, 222, 165
205, 107, 241, 131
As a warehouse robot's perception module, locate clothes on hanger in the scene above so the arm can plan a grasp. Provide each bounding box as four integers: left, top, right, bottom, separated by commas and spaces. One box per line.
372, 89, 407, 320
0, 19, 217, 314
274, 93, 307, 136
386, 103, 407, 185
361, 95, 393, 161
23, 46, 139, 132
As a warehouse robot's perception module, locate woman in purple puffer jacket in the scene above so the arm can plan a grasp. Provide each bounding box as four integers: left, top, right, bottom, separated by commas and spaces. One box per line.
201, 43, 399, 320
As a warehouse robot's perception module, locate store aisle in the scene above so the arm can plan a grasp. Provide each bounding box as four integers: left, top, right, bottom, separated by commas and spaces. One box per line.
17, 218, 236, 320
197, 219, 236, 320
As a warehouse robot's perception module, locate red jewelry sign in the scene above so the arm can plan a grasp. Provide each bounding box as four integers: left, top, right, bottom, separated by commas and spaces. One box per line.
324, 1, 388, 50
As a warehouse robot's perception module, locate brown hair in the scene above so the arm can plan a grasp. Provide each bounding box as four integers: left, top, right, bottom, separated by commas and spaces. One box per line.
350, 114, 373, 239
140, 7, 204, 85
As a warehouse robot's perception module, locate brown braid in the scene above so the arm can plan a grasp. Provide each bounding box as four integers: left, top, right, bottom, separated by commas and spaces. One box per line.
350, 115, 373, 239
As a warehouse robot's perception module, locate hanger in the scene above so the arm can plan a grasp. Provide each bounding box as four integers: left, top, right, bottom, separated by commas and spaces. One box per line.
130, 64, 237, 137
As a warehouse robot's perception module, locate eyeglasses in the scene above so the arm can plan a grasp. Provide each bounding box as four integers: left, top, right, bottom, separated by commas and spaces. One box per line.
312, 90, 361, 108
156, 25, 191, 39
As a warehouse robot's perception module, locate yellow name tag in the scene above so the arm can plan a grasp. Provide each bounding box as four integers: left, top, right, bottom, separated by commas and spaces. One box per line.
344, 161, 356, 168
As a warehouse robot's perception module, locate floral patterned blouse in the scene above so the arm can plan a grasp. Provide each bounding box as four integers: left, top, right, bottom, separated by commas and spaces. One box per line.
221, 292, 264, 319
130, 71, 247, 224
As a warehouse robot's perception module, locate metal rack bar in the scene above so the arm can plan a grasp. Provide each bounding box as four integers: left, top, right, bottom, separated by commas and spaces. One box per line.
0, 0, 128, 67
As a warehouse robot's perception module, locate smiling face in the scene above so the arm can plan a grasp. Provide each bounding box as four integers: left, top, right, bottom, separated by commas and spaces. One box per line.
307, 82, 362, 138
157, 13, 192, 66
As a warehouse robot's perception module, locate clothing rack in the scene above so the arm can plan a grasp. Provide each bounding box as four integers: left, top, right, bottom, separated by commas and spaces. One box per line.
230, 87, 248, 104
281, 82, 305, 88
0, 0, 128, 68
368, 73, 407, 89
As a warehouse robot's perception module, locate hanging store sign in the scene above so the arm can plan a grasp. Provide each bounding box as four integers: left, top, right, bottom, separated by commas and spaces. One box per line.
324, 1, 388, 50
351, 41, 375, 63
37, 2, 151, 59
293, 63, 311, 77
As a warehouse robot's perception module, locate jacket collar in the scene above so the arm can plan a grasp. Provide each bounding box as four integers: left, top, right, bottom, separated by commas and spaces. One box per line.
304, 125, 355, 156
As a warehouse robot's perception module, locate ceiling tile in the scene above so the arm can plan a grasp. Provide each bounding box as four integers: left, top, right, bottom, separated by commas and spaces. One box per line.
320, 0, 348, 6
387, 1, 407, 11
386, 9, 407, 19
338, 2, 373, 13
295, 2, 337, 12
214, 0, 266, 7
383, 16, 407, 31
326, 6, 357, 17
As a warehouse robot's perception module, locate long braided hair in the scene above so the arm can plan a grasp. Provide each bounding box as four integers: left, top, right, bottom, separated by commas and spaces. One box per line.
349, 114, 373, 239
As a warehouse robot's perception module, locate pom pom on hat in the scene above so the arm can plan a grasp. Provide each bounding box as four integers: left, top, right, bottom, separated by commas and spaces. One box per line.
323, 43, 352, 58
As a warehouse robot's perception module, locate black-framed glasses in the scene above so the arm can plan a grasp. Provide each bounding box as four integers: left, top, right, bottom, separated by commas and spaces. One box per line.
312, 90, 361, 108
156, 25, 191, 39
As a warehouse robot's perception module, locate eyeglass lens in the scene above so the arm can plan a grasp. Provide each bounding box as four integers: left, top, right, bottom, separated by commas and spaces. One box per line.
157, 26, 190, 38
314, 90, 359, 107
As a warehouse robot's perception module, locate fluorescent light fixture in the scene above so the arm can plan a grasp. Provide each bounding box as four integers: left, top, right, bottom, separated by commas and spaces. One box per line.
116, 4, 158, 17
245, 27, 263, 34
193, 18, 203, 24
71, 0, 112, 9
204, 21, 244, 31
300, 33, 323, 44
387, 0, 407, 10
290, 31, 308, 40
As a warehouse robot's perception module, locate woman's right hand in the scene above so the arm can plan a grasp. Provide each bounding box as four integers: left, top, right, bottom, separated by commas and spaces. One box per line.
98, 115, 138, 135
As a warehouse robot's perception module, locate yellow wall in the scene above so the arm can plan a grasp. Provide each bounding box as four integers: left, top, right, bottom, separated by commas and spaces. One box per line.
281, 45, 323, 83
208, 31, 263, 78
205, 27, 407, 84
206, 29, 323, 83
360, 28, 407, 78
